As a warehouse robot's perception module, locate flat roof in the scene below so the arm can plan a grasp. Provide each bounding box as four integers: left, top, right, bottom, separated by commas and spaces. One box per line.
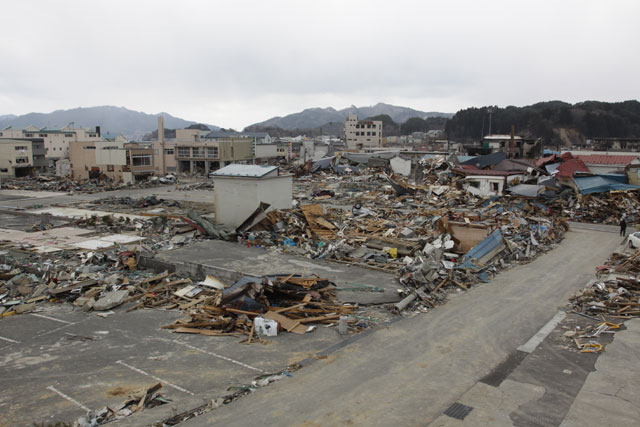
211, 164, 278, 178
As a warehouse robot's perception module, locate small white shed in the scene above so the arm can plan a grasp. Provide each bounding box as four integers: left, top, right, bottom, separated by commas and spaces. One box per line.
212, 164, 292, 227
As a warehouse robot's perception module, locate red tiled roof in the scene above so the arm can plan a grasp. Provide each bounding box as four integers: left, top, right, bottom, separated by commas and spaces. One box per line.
575, 154, 639, 165
556, 158, 590, 178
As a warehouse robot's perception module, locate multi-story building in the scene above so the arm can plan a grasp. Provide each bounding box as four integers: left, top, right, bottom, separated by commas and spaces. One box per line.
344, 114, 382, 149
0, 125, 103, 160
174, 138, 254, 174
0, 139, 48, 178
69, 140, 157, 183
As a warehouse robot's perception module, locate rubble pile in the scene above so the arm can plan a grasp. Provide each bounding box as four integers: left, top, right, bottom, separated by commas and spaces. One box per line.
565, 192, 640, 225
0, 174, 178, 194
569, 250, 640, 320
155, 274, 354, 338
562, 249, 640, 354
235, 172, 568, 311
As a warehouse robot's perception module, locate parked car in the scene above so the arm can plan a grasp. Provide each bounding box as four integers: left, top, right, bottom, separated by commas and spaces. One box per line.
628, 231, 640, 248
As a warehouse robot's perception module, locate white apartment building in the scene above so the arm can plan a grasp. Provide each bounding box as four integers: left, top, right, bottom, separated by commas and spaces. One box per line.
344, 114, 382, 149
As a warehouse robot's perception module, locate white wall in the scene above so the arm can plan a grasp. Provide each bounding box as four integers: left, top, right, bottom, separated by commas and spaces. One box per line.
95, 141, 127, 165
214, 175, 292, 227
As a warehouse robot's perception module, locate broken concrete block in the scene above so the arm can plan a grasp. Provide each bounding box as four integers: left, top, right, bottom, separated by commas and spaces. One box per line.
94, 290, 129, 311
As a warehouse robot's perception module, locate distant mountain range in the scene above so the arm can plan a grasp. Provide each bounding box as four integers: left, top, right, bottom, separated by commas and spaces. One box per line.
247, 102, 453, 131
0, 106, 219, 139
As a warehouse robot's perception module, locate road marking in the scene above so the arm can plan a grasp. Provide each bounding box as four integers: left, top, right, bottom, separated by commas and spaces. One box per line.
115, 360, 194, 395
173, 340, 265, 373
518, 311, 567, 353
0, 335, 20, 343
46, 385, 90, 412
31, 313, 73, 324
35, 322, 77, 337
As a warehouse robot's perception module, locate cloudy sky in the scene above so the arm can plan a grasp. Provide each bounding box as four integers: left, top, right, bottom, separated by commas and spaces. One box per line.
1, 0, 638, 129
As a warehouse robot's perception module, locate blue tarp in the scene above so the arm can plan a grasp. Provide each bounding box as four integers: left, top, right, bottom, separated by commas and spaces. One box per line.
457, 229, 505, 270
573, 175, 640, 195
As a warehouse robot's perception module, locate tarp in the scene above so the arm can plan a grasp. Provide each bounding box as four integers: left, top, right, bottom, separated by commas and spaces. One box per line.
573, 175, 640, 195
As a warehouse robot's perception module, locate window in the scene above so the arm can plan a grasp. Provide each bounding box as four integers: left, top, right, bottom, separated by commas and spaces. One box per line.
83, 146, 96, 150
177, 147, 190, 157
490, 182, 500, 192
192, 147, 204, 157
167, 166, 176, 172
372, 131, 376, 136
0, 132, 3, 136
39, 133, 48, 137
132, 154, 152, 166
14, 146, 27, 151
88, 133, 97, 137
107, 165, 114, 171
0, 168, 8, 172
207, 147, 219, 158
164, 149, 174, 155
65, 133, 73, 137
25, 133, 34, 137
367, 132, 371, 136
16, 157, 29, 164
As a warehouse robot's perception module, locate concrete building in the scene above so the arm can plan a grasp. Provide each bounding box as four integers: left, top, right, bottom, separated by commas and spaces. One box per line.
481, 134, 543, 158
204, 131, 272, 145
0, 139, 47, 178
175, 137, 254, 174
0, 125, 103, 161
211, 164, 292, 227
344, 114, 382, 149
69, 140, 156, 183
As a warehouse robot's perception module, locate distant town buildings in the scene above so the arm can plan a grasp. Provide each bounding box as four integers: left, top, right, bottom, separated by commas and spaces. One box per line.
0, 125, 103, 160
344, 114, 382, 149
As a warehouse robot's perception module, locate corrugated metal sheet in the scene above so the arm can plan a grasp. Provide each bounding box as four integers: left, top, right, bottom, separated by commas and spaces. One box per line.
573, 175, 640, 195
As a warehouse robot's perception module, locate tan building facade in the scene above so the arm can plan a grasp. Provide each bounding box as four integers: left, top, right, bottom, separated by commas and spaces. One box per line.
0, 139, 47, 178
69, 140, 157, 183
344, 114, 382, 149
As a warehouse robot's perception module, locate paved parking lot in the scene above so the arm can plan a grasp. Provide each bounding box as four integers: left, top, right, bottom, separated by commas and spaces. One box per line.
0, 302, 348, 425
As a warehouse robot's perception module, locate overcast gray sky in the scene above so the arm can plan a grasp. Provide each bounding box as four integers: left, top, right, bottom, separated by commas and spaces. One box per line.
1, 0, 638, 129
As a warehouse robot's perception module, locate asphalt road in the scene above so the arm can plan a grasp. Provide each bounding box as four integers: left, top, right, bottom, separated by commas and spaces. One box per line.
181, 227, 621, 426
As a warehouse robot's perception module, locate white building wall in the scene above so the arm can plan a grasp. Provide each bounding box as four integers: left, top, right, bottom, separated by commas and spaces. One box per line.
214, 175, 293, 227
95, 141, 127, 165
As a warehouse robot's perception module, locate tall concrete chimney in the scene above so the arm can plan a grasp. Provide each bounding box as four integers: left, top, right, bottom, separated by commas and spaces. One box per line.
157, 116, 166, 174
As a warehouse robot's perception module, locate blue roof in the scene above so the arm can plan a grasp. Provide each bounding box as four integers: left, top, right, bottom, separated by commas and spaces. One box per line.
573, 175, 640, 195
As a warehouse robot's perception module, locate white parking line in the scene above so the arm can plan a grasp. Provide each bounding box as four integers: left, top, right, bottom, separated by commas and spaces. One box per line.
31, 313, 74, 324
35, 322, 77, 337
115, 360, 194, 395
0, 335, 20, 344
46, 385, 90, 412
173, 340, 265, 373
518, 311, 567, 353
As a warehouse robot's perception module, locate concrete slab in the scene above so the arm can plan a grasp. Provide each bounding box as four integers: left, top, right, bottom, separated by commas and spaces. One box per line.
30, 207, 145, 221
560, 319, 640, 427
0, 190, 69, 199
155, 240, 402, 304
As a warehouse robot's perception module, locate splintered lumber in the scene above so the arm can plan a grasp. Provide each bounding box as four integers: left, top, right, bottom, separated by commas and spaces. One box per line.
48, 280, 99, 296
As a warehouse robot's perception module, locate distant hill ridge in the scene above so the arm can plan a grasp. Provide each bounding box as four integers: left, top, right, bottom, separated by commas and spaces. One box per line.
247, 102, 453, 131
0, 106, 219, 139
